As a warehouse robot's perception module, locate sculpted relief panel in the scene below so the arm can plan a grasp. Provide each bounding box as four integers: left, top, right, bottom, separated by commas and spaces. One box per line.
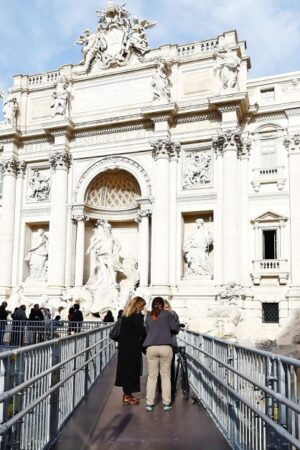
183, 150, 213, 189
183, 218, 214, 278
27, 168, 51, 202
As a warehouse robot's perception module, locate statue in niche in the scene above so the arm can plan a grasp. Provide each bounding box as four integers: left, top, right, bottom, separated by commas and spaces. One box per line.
25, 229, 48, 280
51, 75, 69, 117
183, 218, 213, 277
76, 3, 156, 71
183, 152, 212, 189
214, 47, 241, 89
3, 96, 18, 127
86, 220, 123, 288
29, 169, 50, 201
151, 58, 172, 101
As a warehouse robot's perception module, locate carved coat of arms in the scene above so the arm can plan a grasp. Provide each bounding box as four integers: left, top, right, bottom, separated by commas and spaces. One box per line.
76, 2, 156, 71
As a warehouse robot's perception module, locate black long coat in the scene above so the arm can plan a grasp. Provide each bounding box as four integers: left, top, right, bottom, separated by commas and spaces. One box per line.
115, 313, 146, 393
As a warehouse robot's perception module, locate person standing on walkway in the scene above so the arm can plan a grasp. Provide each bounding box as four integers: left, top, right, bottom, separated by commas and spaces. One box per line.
0, 302, 10, 345
103, 310, 115, 323
115, 296, 146, 406
143, 297, 180, 412
73, 303, 83, 333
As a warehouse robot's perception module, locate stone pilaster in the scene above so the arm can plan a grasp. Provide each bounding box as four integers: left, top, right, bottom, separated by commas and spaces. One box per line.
0, 158, 21, 291
150, 139, 180, 290
284, 134, 300, 286
213, 129, 242, 284
239, 137, 251, 285
135, 209, 151, 287
12, 161, 26, 286
72, 214, 88, 286
47, 149, 72, 287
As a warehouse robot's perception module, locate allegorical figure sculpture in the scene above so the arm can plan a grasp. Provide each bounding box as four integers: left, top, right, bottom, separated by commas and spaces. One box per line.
86, 221, 123, 288
3, 96, 19, 127
183, 152, 212, 188
29, 169, 50, 201
214, 47, 241, 89
183, 218, 213, 276
51, 75, 69, 117
25, 229, 48, 280
151, 58, 172, 101
76, 3, 156, 71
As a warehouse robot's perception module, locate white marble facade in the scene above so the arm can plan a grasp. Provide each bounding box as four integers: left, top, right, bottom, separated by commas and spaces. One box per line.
0, 3, 300, 349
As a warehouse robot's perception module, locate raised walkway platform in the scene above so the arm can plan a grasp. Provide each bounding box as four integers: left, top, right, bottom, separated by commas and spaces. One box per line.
50, 357, 230, 450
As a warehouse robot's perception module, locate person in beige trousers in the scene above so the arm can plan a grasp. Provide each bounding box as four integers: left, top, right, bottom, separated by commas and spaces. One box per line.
143, 297, 180, 412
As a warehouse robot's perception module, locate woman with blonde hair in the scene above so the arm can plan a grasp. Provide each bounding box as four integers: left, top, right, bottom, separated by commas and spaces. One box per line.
115, 296, 146, 405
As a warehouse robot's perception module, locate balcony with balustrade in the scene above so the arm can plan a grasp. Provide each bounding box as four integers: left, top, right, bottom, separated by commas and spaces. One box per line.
251, 258, 289, 285
251, 166, 286, 192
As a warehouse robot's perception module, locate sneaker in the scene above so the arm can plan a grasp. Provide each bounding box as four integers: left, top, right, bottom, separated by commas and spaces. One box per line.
146, 404, 154, 412
163, 403, 172, 412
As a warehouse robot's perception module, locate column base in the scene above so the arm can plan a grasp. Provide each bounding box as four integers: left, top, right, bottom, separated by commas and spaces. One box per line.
0, 286, 12, 300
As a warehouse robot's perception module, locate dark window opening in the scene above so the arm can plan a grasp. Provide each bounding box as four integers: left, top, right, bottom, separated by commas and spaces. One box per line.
262, 303, 279, 323
263, 230, 277, 259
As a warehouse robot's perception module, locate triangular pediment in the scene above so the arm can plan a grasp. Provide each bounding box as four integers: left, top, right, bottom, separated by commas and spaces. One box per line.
252, 211, 288, 223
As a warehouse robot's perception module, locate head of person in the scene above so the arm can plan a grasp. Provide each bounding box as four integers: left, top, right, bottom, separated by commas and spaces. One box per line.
105, 310, 113, 318
34, 304, 40, 310
164, 299, 172, 312
20, 305, 26, 311
1, 301, 7, 308
117, 309, 124, 319
54, 315, 61, 321
124, 296, 146, 317
151, 297, 165, 319
74, 303, 80, 310
69, 307, 75, 314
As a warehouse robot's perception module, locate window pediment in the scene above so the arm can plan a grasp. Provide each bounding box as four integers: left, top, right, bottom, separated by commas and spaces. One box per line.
251, 211, 288, 224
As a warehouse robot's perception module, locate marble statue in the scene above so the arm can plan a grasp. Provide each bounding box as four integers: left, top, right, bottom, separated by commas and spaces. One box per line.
29, 169, 50, 201
76, 3, 156, 71
24, 229, 48, 280
118, 258, 140, 310
3, 96, 18, 127
86, 221, 123, 287
51, 75, 69, 117
214, 47, 241, 89
183, 218, 213, 276
183, 152, 212, 188
151, 58, 172, 101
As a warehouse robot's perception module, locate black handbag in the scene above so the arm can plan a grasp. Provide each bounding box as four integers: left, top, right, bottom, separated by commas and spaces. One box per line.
109, 318, 122, 342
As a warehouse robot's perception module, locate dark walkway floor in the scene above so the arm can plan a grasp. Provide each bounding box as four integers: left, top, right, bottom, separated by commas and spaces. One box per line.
51, 357, 230, 450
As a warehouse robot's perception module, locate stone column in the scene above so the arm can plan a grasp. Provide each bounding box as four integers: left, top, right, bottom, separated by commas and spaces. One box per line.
135, 209, 151, 287
0, 158, 19, 289
239, 139, 251, 285
72, 214, 88, 287
150, 139, 180, 289
12, 161, 26, 285
47, 150, 72, 287
284, 134, 300, 286
213, 129, 242, 284
169, 149, 180, 287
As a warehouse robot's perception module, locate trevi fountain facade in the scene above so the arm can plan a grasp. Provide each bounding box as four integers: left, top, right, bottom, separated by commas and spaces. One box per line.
0, 2, 300, 349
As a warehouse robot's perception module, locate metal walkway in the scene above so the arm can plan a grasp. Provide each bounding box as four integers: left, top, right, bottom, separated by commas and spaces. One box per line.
50, 357, 230, 450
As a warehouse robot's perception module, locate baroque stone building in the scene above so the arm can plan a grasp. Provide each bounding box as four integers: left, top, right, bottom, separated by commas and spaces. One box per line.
0, 3, 300, 347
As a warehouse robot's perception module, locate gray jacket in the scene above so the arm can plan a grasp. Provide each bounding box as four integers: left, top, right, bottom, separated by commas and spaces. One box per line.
144, 310, 180, 347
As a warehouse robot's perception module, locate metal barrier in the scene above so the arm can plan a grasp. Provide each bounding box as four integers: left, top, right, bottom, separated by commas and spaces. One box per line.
0, 320, 104, 348
0, 323, 116, 450
179, 330, 300, 450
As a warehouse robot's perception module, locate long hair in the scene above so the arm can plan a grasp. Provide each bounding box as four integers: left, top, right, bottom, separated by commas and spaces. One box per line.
124, 296, 146, 317
151, 296, 164, 319
164, 299, 172, 312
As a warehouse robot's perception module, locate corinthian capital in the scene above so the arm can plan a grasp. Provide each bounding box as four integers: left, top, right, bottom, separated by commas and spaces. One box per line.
16, 160, 26, 176
151, 139, 181, 160
212, 129, 242, 156
49, 151, 72, 171
0, 157, 19, 176
284, 133, 300, 154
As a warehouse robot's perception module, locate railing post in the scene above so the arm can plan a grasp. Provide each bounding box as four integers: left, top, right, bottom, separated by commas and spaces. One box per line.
49, 341, 61, 441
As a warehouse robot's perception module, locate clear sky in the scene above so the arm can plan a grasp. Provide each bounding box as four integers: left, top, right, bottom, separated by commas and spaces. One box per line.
0, 0, 300, 96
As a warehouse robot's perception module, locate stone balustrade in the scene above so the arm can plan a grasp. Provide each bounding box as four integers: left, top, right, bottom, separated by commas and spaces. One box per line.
251, 165, 286, 191
251, 259, 289, 285
28, 71, 60, 87
177, 38, 219, 57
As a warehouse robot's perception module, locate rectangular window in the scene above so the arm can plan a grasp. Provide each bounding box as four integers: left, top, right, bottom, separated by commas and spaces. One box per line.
262, 303, 279, 323
261, 138, 276, 168
263, 229, 277, 259
261, 88, 275, 103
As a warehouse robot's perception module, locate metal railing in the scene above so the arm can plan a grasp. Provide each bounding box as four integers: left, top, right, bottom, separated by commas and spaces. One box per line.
0, 320, 103, 349
179, 330, 300, 450
0, 323, 115, 450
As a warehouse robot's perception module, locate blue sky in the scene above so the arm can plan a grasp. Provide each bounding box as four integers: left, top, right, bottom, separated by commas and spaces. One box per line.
0, 0, 300, 97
